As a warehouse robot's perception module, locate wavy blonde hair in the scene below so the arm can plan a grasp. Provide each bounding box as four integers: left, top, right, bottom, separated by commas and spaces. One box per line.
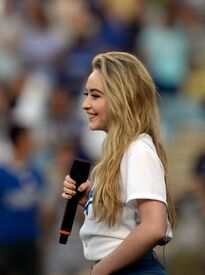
91, 52, 176, 227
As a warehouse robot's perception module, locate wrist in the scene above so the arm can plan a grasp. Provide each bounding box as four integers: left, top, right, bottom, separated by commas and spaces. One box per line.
78, 188, 91, 208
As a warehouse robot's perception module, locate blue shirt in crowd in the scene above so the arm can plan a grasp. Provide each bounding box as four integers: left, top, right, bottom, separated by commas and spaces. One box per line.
0, 163, 45, 245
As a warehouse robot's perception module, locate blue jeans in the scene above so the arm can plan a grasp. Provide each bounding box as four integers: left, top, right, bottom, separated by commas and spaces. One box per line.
112, 251, 167, 275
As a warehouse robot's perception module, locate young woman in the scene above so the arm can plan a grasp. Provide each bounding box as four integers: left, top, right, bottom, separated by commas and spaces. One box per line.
62, 52, 176, 274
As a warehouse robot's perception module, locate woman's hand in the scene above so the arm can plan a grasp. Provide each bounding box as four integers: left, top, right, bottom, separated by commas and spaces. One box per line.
62, 175, 91, 208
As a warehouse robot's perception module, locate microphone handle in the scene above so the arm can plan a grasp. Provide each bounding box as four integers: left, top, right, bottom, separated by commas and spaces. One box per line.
59, 189, 81, 244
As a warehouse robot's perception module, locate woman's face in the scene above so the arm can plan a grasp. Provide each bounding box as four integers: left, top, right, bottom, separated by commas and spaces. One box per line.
82, 69, 109, 131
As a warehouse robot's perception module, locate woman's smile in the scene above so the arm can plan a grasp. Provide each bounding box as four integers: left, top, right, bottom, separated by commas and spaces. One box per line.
87, 112, 97, 120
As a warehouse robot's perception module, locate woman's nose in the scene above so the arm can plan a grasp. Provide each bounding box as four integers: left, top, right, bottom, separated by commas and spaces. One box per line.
82, 96, 91, 110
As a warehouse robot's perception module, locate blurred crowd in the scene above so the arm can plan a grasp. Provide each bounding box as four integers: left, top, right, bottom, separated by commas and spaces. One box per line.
0, 0, 204, 274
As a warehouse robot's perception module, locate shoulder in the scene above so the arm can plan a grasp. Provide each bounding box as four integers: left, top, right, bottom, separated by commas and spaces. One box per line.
123, 133, 164, 172
127, 133, 157, 157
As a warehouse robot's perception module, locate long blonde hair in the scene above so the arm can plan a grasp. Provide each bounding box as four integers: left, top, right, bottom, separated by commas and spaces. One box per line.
91, 52, 176, 227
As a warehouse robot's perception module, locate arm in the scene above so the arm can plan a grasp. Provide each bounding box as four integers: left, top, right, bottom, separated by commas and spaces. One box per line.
92, 199, 167, 275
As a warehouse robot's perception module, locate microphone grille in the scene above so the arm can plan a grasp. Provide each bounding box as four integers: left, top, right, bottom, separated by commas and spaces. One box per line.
70, 159, 90, 184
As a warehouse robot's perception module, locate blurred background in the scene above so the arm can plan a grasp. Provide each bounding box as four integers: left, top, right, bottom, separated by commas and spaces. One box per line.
0, 0, 204, 274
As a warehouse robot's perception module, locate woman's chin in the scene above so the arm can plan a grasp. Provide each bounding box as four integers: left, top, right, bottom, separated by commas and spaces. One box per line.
88, 123, 98, 130
88, 123, 103, 131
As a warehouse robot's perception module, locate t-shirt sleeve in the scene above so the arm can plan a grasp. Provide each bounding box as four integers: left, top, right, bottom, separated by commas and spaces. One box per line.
126, 150, 167, 208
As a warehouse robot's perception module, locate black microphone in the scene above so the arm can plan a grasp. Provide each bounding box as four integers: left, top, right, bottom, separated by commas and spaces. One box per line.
59, 159, 91, 244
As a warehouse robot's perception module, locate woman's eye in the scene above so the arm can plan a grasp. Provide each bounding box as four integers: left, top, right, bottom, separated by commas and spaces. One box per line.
91, 94, 100, 98
83, 92, 100, 99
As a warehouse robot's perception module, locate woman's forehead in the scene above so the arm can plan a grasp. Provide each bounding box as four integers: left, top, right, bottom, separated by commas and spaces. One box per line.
86, 70, 104, 91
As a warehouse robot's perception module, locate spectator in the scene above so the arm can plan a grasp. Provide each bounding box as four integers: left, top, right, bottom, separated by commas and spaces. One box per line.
0, 124, 46, 275
20, 0, 67, 79
0, 0, 24, 83
137, 1, 190, 96
43, 84, 83, 150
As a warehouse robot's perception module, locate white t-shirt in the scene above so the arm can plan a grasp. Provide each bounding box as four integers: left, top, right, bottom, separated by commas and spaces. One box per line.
79, 133, 173, 261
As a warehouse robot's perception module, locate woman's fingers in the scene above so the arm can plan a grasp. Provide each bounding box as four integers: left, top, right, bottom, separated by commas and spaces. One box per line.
65, 175, 76, 184
63, 181, 76, 190
78, 180, 91, 192
62, 175, 76, 199
62, 176, 91, 201
63, 185, 76, 195
61, 192, 72, 199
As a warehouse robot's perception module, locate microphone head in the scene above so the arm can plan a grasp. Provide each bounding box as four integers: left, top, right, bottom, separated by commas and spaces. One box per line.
70, 159, 91, 185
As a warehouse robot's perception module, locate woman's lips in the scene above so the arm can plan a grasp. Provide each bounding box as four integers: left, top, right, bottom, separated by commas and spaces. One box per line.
87, 113, 97, 120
